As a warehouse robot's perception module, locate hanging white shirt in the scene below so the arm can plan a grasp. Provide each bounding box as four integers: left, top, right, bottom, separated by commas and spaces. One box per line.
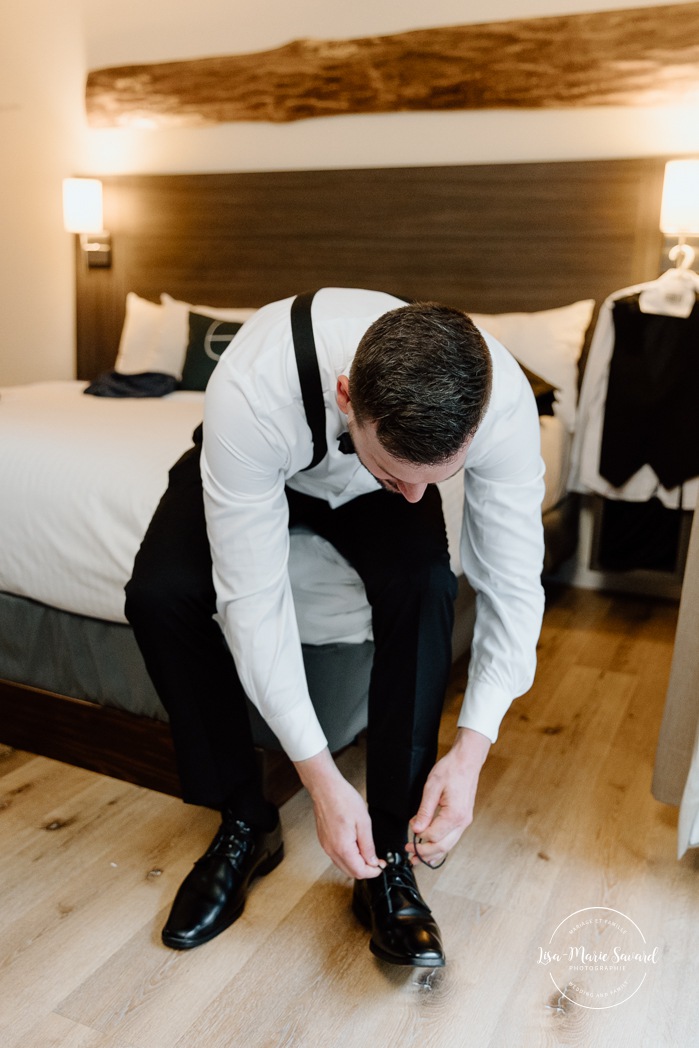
202, 288, 545, 762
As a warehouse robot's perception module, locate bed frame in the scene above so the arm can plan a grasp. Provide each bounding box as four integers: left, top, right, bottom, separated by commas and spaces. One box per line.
0, 156, 669, 803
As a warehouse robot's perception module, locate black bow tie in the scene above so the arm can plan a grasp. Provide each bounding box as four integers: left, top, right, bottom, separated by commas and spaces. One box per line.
337, 431, 355, 456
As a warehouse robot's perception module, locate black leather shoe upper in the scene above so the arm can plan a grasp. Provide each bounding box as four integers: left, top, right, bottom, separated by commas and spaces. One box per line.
352, 851, 445, 967
162, 815, 283, 950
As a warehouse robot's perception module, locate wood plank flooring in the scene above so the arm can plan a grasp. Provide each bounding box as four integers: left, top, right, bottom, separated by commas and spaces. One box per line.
1, 586, 697, 1048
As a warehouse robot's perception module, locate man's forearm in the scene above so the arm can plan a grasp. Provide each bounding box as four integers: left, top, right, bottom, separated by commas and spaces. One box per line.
406, 726, 491, 867
293, 745, 340, 796
450, 725, 492, 770
293, 747, 385, 878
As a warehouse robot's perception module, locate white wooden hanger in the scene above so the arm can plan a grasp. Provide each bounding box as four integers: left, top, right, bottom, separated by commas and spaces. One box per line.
639, 244, 699, 318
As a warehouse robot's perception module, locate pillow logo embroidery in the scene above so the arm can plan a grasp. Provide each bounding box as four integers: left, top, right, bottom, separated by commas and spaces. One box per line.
181, 313, 244, 391
204, 319, 237, 361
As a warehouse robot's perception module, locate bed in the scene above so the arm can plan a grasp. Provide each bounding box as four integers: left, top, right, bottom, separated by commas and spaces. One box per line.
0, 158, 668, 803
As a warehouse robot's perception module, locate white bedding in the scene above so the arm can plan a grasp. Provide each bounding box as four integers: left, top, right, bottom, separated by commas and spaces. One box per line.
0, 382, 569, 644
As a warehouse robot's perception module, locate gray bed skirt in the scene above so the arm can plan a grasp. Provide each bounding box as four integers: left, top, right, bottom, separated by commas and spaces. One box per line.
0, 591, 374, 754
0, 574, 476, 757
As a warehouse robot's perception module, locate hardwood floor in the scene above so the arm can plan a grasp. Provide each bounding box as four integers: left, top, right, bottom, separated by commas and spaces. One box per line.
1, 586, 696, 1048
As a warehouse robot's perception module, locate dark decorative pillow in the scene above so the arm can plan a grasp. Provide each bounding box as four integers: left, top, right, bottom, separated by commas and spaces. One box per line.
83, 371, 178, 398
179, 312, 244, 391
520, 364, 557, 417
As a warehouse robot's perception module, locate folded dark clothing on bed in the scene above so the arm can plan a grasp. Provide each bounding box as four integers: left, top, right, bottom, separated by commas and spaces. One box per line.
84, 371, 178, 398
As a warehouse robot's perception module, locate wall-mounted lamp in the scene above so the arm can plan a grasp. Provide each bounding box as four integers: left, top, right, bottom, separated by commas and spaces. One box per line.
660, 159, 699, 271
62, 178, 111, 268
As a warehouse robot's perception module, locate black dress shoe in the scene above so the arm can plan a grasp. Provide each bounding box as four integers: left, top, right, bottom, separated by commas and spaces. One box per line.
352, 851, 445, 967
162, 815, 284, 949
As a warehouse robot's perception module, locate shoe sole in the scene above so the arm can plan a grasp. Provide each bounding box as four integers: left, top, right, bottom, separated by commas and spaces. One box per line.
351, 891, 446, 968
162, 842, 285, 950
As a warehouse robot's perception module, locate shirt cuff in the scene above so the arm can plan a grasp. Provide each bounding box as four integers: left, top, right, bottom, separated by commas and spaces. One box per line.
265, 702, 328, 763
457, 679, 517, 744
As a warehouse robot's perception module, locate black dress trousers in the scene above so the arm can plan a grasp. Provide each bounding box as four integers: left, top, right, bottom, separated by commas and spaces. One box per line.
125, 436, 457, 854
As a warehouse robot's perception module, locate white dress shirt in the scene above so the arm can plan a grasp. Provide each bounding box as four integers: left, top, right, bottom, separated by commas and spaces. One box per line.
202, 288, 545, 762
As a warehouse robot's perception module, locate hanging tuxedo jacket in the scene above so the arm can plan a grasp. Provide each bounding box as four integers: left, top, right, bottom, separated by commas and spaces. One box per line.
599, 293, 699, 490
569, 278, 699, 512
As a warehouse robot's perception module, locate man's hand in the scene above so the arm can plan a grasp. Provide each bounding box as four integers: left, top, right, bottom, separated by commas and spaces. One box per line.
405, 727, 491, 868
293, 747, 385, 880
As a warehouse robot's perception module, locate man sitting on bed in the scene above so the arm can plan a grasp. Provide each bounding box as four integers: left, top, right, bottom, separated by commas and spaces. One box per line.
125, 287, 545, 968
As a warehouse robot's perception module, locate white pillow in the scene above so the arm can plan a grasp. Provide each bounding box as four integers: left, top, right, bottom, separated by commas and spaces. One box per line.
469, 300, 595, 433
158, 293, 257, 378
114, 293, 164, 374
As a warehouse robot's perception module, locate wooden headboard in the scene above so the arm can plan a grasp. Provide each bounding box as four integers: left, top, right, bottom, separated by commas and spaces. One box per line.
75, 157, 667, 379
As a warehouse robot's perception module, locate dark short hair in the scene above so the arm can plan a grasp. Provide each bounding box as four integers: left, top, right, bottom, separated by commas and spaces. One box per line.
349, 303, 492, 465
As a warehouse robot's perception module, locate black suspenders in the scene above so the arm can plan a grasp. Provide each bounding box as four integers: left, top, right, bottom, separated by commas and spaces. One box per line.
192, 289, 410, 468
193, 289, 328, 466
290, 289, 411, 472
193, 291, 331, 467
290, 290, 328, 472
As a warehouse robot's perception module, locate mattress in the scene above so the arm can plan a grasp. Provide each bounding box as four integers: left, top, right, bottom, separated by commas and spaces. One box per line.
0, 382, 569, 645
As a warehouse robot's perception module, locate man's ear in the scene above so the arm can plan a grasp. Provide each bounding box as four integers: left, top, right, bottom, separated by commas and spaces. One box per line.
336, 374, 351, 415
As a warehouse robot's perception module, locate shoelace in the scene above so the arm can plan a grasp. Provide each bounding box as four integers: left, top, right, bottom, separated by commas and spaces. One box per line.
378, 853, 431, 915
201, 819, 253, 867
412, 831, 446, 870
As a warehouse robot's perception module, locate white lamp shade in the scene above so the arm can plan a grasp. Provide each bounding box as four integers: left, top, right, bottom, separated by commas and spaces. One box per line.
660, 160, 699, 236
63, 178, 103, 234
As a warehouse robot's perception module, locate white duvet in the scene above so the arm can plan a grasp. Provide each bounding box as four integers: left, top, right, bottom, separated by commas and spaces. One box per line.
0, 382, 568, 644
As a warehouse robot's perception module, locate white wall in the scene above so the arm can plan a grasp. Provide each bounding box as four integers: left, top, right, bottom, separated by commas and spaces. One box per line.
2, 0, 698, 384
0, 0, 85, 385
